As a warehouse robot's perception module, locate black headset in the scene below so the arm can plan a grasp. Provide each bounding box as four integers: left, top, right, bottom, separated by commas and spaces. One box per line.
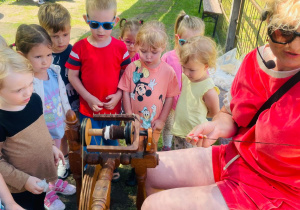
256, 11, 276, 69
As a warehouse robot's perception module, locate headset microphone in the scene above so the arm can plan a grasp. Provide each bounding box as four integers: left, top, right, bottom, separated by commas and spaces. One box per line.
256, 11, 276, 69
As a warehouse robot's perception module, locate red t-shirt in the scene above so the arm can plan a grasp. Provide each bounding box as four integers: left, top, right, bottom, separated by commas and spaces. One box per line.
225, 48, 300, 207
65, 37, 130, 117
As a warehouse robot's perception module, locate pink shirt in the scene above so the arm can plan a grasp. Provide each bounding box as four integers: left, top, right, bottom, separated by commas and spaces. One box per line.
161, 50, 182, 110
118, 60, 180, 129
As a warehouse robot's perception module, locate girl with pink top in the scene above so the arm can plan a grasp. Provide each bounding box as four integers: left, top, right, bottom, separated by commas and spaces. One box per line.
119, 18, 144, 62
161, 11, 205, 151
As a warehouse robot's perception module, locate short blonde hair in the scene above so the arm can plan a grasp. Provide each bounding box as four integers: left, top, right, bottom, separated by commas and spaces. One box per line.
0, 47, 33, 89
265, 0, 300, 31
86, 0, 117, 15
0, 35, 8, 49
38, 3, 71, 33
136, 20, 168, 50
175, 11, 205, 37
179, 36, 217, 69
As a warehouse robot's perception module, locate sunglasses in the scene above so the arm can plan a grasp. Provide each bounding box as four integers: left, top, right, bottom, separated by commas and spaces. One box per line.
86, 16, 115, 30
178, 39, 186, 46
268, 27, 300, 45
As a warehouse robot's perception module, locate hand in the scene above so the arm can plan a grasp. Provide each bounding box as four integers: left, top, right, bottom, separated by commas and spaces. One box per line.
186, 109, 237, 147
151, 119, 165, 131
186, 121, 218, 147
52, 145, 65, 166
24, 176, 43, 194
103, 93, 121, 110
86, 95, 103, 112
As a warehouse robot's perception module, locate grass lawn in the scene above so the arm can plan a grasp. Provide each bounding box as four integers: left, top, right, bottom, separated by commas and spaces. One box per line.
0, 0, 224, 209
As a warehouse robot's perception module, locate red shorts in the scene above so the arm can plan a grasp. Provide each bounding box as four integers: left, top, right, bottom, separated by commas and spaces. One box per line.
212, 142, 299, 210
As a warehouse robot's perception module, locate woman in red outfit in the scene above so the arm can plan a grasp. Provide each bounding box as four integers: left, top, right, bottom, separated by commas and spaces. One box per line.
142, 0, 300, 209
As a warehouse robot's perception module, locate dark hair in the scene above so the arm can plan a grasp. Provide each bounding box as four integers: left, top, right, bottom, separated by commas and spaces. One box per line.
15, 24, 52, 55
119, 18, 144, 38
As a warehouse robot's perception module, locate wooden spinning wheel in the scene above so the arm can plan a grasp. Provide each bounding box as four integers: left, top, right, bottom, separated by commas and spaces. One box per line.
80, 164, 101, 210
64, 111, 159, 210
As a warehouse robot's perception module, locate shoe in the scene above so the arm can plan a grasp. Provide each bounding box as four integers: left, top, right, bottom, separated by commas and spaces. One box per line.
49, 179, 76, 195
125, 168, 137, 186
38, 0, 44, 4
44, 191, 65, 210
112, 168, 120, 183
57, 157, 70, 179
161, 146, 171, 151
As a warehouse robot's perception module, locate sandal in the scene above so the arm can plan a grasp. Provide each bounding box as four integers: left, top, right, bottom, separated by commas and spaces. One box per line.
44, 190, 65, 210
49, 179, 76, 195
112, 169, 121, 183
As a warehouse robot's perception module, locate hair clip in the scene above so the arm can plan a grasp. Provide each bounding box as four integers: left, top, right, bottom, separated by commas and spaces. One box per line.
184, 14, 189, 19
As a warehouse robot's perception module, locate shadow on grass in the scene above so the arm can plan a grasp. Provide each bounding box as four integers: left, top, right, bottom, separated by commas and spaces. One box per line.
77, 0, 221, 47
8, 0, 75, 6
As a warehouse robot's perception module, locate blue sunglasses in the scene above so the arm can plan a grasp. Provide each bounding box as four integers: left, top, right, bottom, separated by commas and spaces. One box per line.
178, 38, 186, 46
86, 16, 115, 30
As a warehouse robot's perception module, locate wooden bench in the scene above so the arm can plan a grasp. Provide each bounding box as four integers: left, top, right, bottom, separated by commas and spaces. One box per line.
198, 0, 222, 37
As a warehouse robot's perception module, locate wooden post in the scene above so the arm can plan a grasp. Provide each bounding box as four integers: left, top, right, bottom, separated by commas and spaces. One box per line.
225, 0, 243, 52
64, 110, 82, 206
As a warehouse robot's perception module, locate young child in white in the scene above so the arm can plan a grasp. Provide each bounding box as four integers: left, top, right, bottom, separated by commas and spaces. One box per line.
172, 36, 220, 149
161, 11, 205, 151
118, 20, 180, 186
119, 18, 143, 62
15, 24, 75, 210
0, 46, 63, 210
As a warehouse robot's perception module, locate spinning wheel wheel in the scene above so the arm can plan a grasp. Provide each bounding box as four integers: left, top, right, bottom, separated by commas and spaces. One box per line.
79, 164, 101, 210
65, 112, 159, 210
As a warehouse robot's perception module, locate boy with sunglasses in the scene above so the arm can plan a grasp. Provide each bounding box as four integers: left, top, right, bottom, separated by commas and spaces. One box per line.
66, 0, 130, 181
38, 3, 78, 181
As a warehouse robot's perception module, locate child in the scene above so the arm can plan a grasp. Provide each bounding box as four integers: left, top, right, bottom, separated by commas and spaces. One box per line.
119, 18, 143, 62
66, 0, 131, 182
15, 24, 75, 210
118, 20, 180, 185
38, 2, 78, 180
161, 10, 205, 151
0, 46, 63, 210
171, 36, 220, 149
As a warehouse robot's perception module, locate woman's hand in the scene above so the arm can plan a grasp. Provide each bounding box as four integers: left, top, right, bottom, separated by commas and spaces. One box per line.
186, 107, 238, 147
24, 176, 43, 194
5, 202, 25, 210
52, 145, 65, 166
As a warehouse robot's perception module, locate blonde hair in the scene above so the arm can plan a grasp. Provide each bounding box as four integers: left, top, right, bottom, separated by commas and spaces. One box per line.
0, 47, 33, 89
86, 0, 117, 15
136, 20, 168, 49
38, 3, 71, 33
265, 0, 300, 31
175, 11, 205, 37
119, 18, 143, 38
0, 35, 8, 49
179, 36, 217, 69
15, 24, 52, 55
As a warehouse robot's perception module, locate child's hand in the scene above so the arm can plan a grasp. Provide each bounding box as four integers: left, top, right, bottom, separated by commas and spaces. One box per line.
151, 119, 165, 131
24, 176, 43, 194
103, 93, 122, 110
52, 145, 65, 166
86, 95, 103, 112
